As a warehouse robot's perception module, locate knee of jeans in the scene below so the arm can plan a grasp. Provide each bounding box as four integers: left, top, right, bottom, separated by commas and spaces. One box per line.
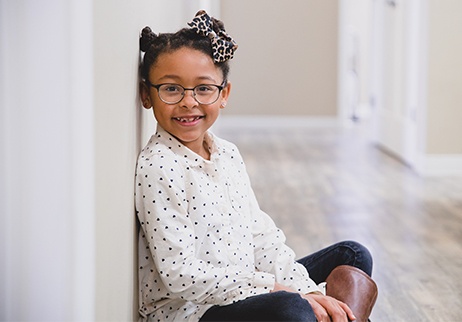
342, 240, 373, 276
271, 292, 316, 322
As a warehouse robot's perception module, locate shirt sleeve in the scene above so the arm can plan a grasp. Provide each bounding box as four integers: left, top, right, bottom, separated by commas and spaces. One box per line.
236, 160, 321, 294
136, 153, 275, 306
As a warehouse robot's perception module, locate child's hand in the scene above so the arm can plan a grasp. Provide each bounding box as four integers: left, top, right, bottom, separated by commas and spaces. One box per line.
271, 283, 355, 322
302, 292, 356, 322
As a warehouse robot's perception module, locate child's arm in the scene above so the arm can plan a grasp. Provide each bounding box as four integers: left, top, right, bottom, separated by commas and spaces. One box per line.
244, 180, 321, 294
217, 147, 320, 295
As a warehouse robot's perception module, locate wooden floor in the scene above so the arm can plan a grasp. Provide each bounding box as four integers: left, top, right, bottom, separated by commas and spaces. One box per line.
217, 122, 462, 322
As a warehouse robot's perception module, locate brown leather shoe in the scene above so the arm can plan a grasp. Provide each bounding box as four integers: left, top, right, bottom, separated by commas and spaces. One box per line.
325, 265, 378, 322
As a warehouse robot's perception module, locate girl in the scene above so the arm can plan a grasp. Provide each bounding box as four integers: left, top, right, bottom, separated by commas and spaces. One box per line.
136, 10, 374, 322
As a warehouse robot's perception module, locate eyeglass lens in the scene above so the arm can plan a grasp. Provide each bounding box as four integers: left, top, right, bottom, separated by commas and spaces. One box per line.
158, 84, 221, 104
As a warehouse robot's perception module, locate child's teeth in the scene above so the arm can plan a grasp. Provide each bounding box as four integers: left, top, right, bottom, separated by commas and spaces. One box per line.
178, 117, 199, 122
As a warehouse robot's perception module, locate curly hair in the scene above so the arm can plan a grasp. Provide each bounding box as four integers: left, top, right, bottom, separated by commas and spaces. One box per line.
139, 23, 230, 84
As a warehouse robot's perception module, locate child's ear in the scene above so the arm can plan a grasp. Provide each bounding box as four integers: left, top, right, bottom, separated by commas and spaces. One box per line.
139, 81, 152, 109
220, 81, 232, 105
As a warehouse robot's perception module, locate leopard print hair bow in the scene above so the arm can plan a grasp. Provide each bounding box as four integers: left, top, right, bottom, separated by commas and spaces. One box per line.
187, 10, 238, 63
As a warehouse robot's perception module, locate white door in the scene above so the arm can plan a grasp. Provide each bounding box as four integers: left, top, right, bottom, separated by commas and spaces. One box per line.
370, 0, 425, 168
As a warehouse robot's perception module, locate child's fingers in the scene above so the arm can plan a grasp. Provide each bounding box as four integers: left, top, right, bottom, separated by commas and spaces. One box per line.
337, 300, 356, 321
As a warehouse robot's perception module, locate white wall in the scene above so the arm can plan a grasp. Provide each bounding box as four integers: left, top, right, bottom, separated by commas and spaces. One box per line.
1, 0, 95, 320
363, 0, 462, 176
92, 1, 213, 320
338, 0, 373, 121
1, 0, 216, 321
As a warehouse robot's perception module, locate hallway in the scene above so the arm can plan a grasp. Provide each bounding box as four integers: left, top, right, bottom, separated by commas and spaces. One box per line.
218, 122, 462, 321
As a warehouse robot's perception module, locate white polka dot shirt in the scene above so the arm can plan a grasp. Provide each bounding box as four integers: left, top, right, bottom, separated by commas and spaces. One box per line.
135, 126, 319, 321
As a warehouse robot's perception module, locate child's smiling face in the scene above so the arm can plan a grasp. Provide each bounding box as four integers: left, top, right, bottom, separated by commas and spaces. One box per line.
143, 47, 231, 158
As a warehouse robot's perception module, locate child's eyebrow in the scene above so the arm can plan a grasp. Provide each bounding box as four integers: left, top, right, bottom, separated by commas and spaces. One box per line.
197, 76, 218, 83
156, 74, 218, 83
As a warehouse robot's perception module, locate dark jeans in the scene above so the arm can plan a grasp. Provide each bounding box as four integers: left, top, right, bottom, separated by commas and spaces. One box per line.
199, 240, 373, 322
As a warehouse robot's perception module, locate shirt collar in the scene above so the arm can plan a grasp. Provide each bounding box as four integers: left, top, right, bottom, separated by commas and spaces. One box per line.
155, 125, 220, 167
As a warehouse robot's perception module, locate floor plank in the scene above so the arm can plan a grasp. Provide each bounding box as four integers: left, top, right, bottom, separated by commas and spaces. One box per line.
216, 123, 462, 322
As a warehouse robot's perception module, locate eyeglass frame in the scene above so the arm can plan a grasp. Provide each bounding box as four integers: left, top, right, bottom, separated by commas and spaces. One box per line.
145, 80, 226, 105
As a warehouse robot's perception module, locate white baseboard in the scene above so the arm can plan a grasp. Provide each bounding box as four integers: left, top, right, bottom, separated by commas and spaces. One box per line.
416, 154, 462, 177
212, 115, 340, 133
212, 116, 462, 177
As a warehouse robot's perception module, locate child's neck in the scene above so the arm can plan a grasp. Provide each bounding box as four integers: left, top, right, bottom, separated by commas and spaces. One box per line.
201, 140, 211, 160
181, 137, 210, 161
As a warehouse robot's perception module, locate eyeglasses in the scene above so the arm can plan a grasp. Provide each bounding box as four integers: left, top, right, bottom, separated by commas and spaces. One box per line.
146, 81, 225, 105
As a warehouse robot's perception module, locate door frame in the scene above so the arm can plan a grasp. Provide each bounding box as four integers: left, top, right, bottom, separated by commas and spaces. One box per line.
368, 0, 427, 170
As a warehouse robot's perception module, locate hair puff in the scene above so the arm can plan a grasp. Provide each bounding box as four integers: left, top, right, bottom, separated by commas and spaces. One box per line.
140, 26, 157, 53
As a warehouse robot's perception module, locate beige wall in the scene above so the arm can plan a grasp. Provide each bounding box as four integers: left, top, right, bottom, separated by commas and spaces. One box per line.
220, 0, 339, 116
426, 0, 462, 154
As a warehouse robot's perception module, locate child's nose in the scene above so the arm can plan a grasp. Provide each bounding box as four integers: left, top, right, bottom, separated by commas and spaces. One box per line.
181, 90, 198, 108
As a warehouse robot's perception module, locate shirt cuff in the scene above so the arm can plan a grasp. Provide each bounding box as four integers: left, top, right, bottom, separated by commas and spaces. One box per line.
305, 282, 326, 295
290, 277, 323, 295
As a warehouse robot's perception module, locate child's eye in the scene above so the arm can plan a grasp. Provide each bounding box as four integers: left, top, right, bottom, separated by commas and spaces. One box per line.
163, 85, 181, 92
196, 85, 214, 93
